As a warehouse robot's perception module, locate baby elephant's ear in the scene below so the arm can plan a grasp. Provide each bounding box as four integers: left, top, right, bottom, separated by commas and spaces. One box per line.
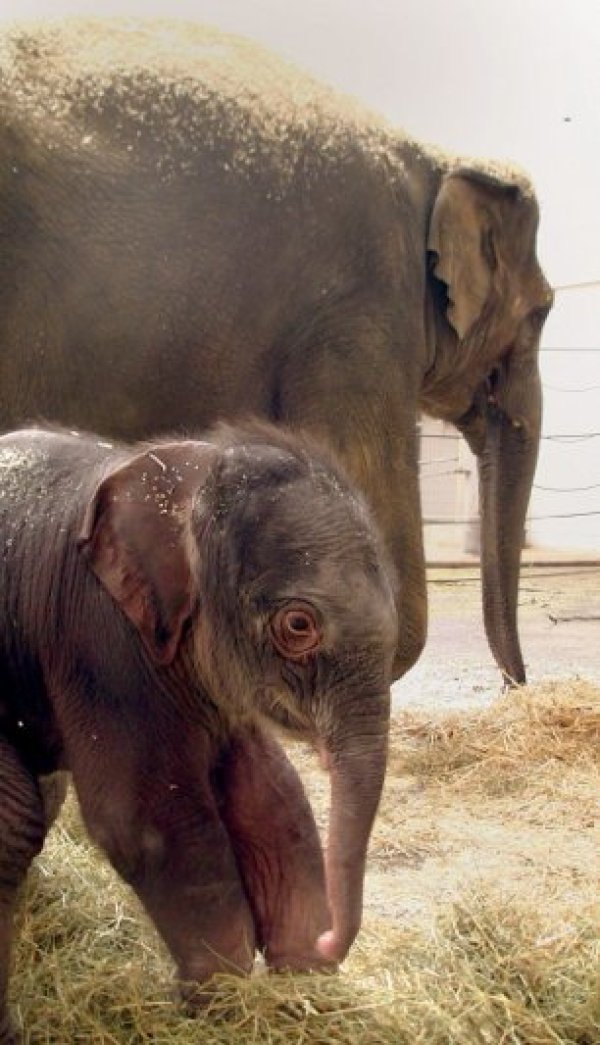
78, 442, 215, 666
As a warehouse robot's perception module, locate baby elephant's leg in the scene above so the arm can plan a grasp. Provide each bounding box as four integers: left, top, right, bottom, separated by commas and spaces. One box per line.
218, 727, 333, 971
73, 749, 256, 1005
39, 771, 68, 830
0, 738, 47, 1045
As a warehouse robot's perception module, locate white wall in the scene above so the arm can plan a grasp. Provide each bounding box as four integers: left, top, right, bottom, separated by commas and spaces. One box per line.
530, 284, 600, 551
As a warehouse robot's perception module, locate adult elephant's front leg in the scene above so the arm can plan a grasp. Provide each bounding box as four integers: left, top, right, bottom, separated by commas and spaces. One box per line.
218, 727, 332, 971
72, 746, 256, 999
369, 454, 427, 680
277, 334, 427, 681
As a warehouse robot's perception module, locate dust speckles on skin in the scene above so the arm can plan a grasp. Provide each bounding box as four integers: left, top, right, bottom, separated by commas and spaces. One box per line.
0, 446, 49, 512
0, 446, 51, 554
0, 18, 413, 193
0, 445, 43, 474
1, 19, 537, 206
147, 452, 167, 472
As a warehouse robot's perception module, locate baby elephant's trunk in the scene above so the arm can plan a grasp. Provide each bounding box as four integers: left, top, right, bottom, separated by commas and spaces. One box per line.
317, 700, 390, 961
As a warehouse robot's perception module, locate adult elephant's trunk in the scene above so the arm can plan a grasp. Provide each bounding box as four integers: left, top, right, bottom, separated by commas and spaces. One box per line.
477, 368, 542, 686
316, 704, 389, 962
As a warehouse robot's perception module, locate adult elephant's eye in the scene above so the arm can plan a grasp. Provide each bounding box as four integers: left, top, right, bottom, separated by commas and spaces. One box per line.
269, 602, 321, 661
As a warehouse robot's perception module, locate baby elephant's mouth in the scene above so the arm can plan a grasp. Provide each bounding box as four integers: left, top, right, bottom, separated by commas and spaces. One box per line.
255, 683, 316, 741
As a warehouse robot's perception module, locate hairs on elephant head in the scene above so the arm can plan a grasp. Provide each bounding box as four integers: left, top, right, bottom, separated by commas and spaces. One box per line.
0, 419, 396, 1039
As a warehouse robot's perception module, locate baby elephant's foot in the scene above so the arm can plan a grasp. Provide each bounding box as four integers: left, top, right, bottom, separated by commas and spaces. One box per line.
178, 977, 232, 1015
175, 914, 256, 1014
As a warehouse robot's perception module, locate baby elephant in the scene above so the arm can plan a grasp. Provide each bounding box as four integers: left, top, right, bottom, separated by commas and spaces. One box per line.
0, 421, 396, 1042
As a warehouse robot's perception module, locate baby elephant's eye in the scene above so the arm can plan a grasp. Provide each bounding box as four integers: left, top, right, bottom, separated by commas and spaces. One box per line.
269, 602, 321, 661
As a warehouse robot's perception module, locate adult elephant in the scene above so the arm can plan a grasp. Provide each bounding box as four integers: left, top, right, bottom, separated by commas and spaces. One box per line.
0, 18, 552, 685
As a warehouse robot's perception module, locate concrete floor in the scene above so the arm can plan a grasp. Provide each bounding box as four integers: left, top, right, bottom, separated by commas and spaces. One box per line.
393, 563, 600, 712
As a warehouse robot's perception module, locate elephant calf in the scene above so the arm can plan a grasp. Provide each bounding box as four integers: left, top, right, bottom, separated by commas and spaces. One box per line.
0, 420, 396, 1042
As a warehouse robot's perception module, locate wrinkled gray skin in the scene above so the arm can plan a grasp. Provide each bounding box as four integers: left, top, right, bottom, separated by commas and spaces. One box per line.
0, 421, 396, 1043
0, 19, 553, 685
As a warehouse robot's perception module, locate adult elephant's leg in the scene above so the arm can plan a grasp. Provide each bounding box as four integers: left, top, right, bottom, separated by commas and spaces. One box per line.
70, 735, 256, 1000
366, 453, 427, 681
0, 738, 46, 1045
217, 726, 332, 970
277, 334, 427, 682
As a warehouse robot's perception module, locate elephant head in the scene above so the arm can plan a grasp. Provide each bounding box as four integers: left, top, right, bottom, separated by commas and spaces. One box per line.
421, 164, 553, 684
79, 422, 397, 964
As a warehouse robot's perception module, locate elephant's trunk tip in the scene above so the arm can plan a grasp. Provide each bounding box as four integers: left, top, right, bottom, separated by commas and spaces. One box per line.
316, 929, 339, 961
315, 878, 363, 963
316, 925, 357, 963
503, 667, 526, 690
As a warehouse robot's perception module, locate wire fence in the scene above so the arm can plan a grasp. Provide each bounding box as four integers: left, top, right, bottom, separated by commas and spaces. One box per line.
419, 348, 600, 534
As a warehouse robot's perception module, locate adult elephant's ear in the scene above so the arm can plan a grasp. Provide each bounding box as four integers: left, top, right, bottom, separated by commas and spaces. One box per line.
78, 442, 215, 666
427, 168, 509, 339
